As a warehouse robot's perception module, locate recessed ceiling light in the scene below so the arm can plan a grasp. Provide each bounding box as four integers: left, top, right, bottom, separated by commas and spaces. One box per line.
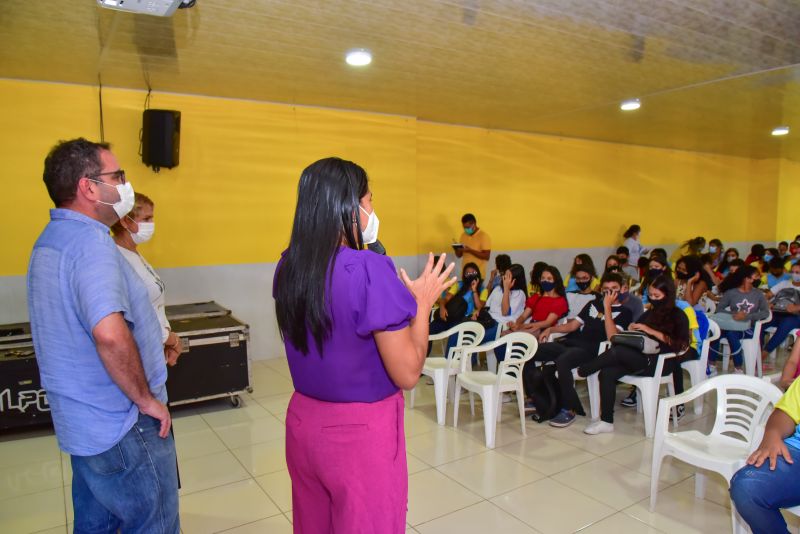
620, 98, 641, 111
345, 49, 372, 67
772, 126, 790, 136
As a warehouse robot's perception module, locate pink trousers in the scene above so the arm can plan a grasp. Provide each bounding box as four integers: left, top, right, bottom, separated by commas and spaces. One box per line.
286, 390, 408, 534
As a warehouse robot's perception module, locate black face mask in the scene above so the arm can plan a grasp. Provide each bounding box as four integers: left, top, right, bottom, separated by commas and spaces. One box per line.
752, 278, 762, 288
675, 271, 690, 280
648, 269, 663, 279
463, 273, 480, 286
650, 297, 665, 306
576, 280, 591, 291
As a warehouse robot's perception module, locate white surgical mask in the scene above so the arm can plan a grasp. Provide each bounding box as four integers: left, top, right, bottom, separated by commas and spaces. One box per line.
128, 219, 155, 244
359, 205, 379, 245
709, 246, 717, 253
92, 179, 135, 219
793, 273, 800, 283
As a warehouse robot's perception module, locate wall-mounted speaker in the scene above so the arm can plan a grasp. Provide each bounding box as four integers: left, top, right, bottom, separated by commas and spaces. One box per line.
142, 109, 180, 172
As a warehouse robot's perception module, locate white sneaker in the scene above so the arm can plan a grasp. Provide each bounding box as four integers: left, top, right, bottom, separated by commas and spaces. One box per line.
707, 366, 719, 377
733, 368, 744, 375
584, 421, 614, 435
502, 393, 513, 404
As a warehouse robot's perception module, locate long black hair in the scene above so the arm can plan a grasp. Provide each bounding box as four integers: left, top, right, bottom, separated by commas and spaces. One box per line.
508, 264, 529, 296
454, 262, 482, 298
644, 275, 690, 352
539, 265, 566, 297
719, 265, 759, 293
274, 157, 369, 354
718, 247, 740, 273
623, 224, 640, 239
676, 255, 714, 290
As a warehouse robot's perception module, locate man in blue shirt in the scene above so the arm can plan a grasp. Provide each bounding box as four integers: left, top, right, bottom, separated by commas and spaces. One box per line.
28, 138, 178, 533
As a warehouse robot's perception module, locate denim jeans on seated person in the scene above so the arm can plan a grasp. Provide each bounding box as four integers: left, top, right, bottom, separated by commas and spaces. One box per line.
709, 329, 754, 369
71, 413, 180, 534
730, 444, 800, 534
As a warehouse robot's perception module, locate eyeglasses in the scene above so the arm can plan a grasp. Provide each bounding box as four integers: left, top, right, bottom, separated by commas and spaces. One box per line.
88, 169, 126, 184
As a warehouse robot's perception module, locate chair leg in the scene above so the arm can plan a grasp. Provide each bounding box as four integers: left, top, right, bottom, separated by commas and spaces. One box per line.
642, 383, 657, 438
409, 385, 416, 409
695, 470, 706, 499
587, 373, 600, 421
487, 350, 498, 374
649, 451, 664, 512
453, 381, 462, 428
496, 390, 503, 424
469, 392, 475, 416
482, 390, 497, 449
667, 381, 677, 428
690, 369, 704, 416
433, 371, 448, 426
516, 385, 526, 437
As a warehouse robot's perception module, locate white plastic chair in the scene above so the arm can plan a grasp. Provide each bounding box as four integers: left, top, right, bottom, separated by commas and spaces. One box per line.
453, 332, 538, 448
650, 374, 782, 534
681, 319, 721, 416
700, 296, 717, 314
618, 352, 679, 438
486, 323, 508, 374
410, 322, 485, 425
741, 312, 773, 377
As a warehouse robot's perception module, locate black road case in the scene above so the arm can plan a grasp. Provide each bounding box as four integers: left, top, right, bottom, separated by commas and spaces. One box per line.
165, 302, 252, 407
0, 322, 52, 430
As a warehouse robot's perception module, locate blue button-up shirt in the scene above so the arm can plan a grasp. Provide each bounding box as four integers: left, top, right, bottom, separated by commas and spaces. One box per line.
27, 209, 167, 456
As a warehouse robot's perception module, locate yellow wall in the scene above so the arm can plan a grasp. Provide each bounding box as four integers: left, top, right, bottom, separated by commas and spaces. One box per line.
0, 78, 785, 276
777, 158, 800, 241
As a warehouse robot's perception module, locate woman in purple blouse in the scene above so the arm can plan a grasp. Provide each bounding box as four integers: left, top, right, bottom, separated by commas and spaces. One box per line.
273, 157, 455, 533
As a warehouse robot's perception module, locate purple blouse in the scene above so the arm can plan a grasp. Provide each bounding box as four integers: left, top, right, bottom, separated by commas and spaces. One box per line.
275, 247, 417, 403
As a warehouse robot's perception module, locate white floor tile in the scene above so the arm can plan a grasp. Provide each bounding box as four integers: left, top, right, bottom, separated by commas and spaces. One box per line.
254, 469, 292, 512
406, 453, 431, 475
230, 439, 286, 477
179, 479, 281, 534
577, 511, 665, 533
407, 469, 482, 526
178, 450, 251, 496
551, 457, 667, 511
436, 450, 546, 499
213, 416, 286, 449
215, 513, 293, 533
415, 500, 539, 534
0, 435, 60, 469
0, 486, 66, 533
491, 478, 615, 534
174, 427, 228, 461
624, 483, 733, 534
603, 440, 695, 486
495, 433, 596, 476
406, 427, 487, 466
199, 399, 273, 429
0, 458, 62, 501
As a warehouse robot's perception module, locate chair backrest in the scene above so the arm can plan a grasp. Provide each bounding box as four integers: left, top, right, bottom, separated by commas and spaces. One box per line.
700, 296, 716, 314
431, 322, 485, 362
751, 311, 773, 340
698, 319, 721, 368
497, 332, 538, 383
707, 374, 783, 445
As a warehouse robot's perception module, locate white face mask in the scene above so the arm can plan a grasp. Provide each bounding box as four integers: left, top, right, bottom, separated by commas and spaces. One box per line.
92, 179, 135, 219
129, 219, 155, 244
359, 205, 380, 245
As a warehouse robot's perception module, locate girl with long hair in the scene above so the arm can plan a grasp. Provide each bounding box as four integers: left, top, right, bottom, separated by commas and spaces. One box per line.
508, 265, 568, 337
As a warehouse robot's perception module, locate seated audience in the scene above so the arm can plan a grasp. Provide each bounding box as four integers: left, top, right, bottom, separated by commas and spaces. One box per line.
565, 254, 599, 292
779, 240, 791, 260
603, 255, 623, 276
525, 273, 633, 428
488, 253, 512, 292
761, 263, 800, 365
482, 263, 528, 361
577, 275, 690, 434
618, 275, 644, 322
508, 265, 568, 338
789, 241, 800, 266
527, 261, 547, 296
707, 238, 724, 269
670, 236, 706, 263
744, 243, 766, 266
428, 262, 487, 354
639, 256, 673, 306
674, 255, 714, 307
717, 247, 740, 277
699, 253, 721, 287
616, 246, 640, 281
566, 266, 599, 319
767, 256, 790, 290
708, 266, 770, 374
729, 378, 800, 533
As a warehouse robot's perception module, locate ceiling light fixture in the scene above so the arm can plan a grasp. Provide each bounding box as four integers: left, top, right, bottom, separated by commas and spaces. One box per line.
772, 126, 790, 136
345, 49, 372, 67
620, 98, 641, 111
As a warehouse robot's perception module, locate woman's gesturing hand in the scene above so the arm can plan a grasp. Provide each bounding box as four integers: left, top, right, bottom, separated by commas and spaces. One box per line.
400, 253, 457, 310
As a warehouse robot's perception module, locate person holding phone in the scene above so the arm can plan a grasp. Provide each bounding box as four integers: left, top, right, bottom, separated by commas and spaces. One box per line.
454, 213, 491, 277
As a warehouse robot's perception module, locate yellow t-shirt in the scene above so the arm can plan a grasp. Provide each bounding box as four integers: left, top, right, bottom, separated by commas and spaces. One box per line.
459, 229, 492, 277
775, 378, 800, 449
448, 283, 489, 301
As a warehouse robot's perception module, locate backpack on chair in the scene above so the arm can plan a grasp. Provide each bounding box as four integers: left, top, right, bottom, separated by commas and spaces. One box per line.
525, 363, 562, 423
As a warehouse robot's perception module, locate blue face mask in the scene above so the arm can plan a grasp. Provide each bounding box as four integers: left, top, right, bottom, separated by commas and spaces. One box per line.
464, 227, 475, 236
764, 254, 774, 262
540, 280, 556, 292
709, 246, 717, 253
793, 273, 800, 283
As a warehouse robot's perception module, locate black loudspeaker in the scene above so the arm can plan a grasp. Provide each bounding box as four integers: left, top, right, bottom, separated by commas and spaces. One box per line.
142, 109, 181, 171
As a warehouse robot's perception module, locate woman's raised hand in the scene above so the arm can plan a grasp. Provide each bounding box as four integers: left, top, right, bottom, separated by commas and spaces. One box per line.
400, 253, 457, 309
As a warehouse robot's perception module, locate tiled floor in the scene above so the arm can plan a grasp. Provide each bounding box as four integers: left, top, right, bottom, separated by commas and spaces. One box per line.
2, 353, 799, 533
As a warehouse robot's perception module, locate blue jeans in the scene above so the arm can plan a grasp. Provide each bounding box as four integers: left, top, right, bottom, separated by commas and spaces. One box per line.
730, 444, 800, 534
71, 413, 180, 534
710, 329, 753, 368
763, 313, 800, 353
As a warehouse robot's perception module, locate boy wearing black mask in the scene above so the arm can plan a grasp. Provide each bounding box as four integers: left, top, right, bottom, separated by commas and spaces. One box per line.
566, 267, 598, 319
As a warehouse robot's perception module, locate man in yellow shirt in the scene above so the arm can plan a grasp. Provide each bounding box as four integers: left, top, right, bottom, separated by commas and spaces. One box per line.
455, 213, 491, 278
730, 378, 800, 532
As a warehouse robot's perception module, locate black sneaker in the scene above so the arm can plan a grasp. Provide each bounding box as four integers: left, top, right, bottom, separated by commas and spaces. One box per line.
676, 404, 686, 422
620, 391, 637, 408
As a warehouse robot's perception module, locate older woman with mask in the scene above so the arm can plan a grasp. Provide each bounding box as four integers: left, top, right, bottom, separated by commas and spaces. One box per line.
112, 192, 182, 365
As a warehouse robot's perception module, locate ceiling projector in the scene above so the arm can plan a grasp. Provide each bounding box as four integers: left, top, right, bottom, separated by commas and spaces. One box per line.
97, 0, 194, 17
